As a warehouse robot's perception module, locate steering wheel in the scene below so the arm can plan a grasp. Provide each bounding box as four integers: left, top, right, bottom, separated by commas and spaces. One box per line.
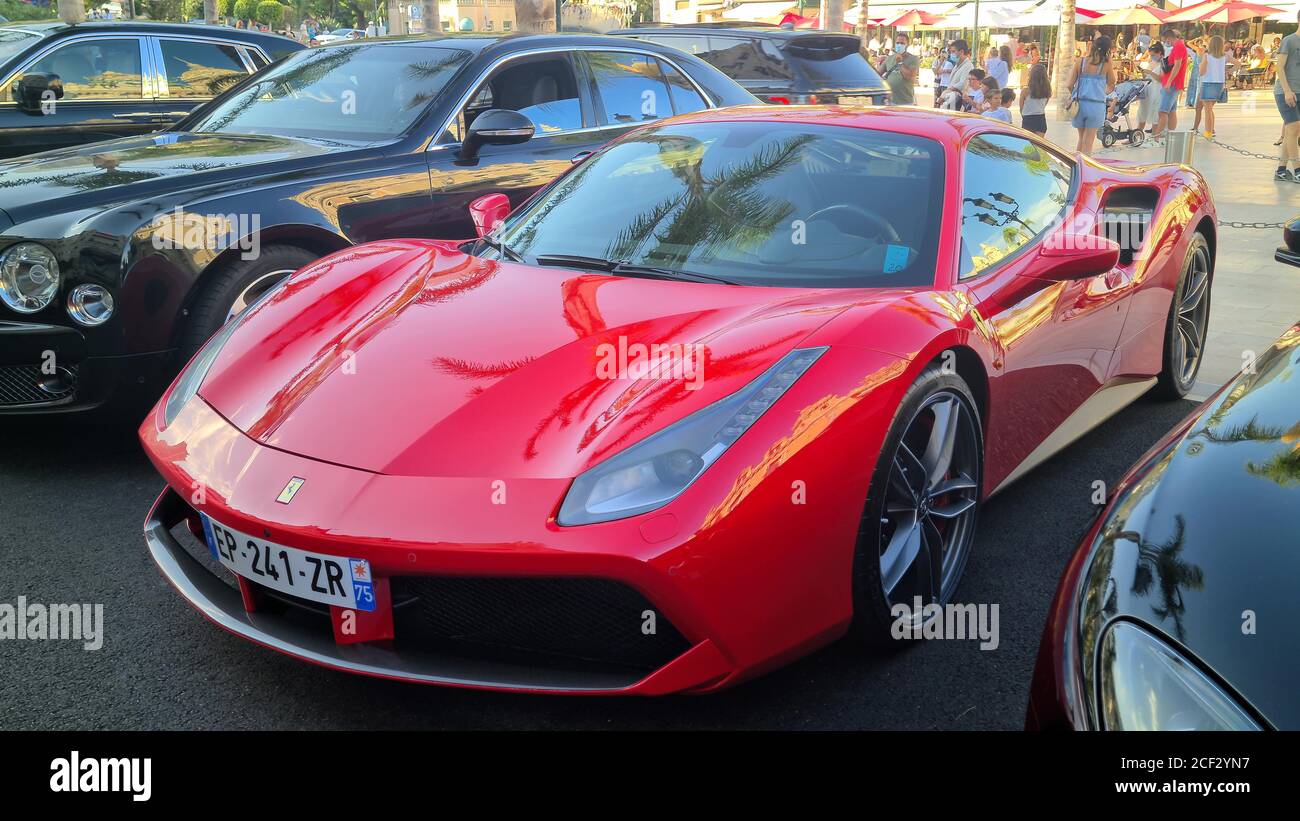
806, 204, 901, 245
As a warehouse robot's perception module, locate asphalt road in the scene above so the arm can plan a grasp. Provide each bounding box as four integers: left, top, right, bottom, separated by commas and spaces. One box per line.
0, 396, 1197, 730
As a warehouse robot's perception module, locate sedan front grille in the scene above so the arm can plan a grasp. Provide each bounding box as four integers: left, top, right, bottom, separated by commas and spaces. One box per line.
0, 364, 78, 407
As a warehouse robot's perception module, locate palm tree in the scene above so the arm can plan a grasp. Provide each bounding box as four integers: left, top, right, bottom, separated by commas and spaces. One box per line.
205, 0, 218, 24
58, 0, 86, 23
516, 0, 555, 33
420, 0, 440, 35
824, 0, 844, 32
1053, 1, 1077, 119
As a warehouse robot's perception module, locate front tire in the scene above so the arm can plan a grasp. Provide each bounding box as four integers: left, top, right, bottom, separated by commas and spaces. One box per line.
1154, 232, 1212, 400
178, 245, 319, 357
851, 364, 983, 644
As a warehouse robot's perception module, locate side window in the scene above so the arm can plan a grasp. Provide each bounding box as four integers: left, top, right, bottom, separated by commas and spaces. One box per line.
8, 39, 144, 101
959, 134, 1072, 279
587, 51, 672, 126
159, 39, 250, 98
447, 55, 582, 142
658, 59, 707, 115
245, 49, 269, 70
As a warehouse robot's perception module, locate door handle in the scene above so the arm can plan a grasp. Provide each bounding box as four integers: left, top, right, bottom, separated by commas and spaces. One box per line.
570, 150, 594, 165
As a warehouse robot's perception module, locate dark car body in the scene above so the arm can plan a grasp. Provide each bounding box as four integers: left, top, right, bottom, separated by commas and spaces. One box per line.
1028, 221, 1300, 730
0, 33, 755, 414
0, 21, 302, 159
611, 23, 888, 106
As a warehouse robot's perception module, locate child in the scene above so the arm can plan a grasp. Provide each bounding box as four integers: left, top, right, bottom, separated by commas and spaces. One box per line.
964, 68, 988, 111
983, 78, 1012, 122
1019, 62, 1052, 135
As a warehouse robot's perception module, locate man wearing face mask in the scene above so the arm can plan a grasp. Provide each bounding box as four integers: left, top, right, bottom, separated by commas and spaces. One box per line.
882, 33, 921, 105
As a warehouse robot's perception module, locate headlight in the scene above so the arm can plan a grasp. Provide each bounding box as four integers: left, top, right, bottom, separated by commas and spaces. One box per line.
0, 242, 60, 313
1099, 621, 1261, 730
557, 347, 827, 526
162, 282, 282, 426
67, 283, 114, 326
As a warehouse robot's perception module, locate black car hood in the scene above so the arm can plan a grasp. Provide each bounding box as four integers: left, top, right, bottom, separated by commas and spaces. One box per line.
1080, 325, 1300, 728
0, 132, 342, 227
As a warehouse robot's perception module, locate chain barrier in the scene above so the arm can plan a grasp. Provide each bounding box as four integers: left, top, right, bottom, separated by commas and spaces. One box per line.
1087, 133, 1289, 228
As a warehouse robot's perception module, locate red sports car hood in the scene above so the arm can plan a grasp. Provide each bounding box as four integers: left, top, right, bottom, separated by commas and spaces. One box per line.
198, 241, 863, 478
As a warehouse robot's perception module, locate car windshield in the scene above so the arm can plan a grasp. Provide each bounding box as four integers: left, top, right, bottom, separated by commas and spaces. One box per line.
330, 29, 356, 36
785, 38, 884, 87
0, 29, 40, 63
185, 44, 472, 142
493, 121, 944, 288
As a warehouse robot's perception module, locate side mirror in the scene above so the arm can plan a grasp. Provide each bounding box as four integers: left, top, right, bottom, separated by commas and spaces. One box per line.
468, 193, 510, 239
1276, 215, 1300, 268
1036, 235, 1120, 280
14, 73, 61, 113
458, 108, 534, 163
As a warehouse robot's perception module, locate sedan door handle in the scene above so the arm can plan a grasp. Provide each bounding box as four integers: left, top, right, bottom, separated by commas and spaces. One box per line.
570, 150, 594, 165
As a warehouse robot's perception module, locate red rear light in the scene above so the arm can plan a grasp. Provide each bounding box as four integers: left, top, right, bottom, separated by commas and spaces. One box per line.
806, 94, 819, 104
768, 96, 791, 105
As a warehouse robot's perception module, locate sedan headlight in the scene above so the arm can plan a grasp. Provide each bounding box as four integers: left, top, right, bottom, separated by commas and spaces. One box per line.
1099, 621, 1261, 730
0, 242, 60, 313
557, 347, 827, 526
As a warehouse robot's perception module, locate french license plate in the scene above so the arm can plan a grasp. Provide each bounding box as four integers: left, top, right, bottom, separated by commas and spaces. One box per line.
839, 96, 873, 106
199, 513, 375, 611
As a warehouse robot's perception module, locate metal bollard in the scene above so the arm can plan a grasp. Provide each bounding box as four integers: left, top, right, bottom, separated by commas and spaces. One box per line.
1164, 129, 1195, 165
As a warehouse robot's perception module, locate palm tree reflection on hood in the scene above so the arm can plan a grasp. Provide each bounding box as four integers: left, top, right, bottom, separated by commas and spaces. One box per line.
1116, 515, 1204, 643
600, 133, 813, 268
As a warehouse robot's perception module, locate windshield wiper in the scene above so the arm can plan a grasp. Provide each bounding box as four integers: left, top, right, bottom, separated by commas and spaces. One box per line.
533, 254, 738, 285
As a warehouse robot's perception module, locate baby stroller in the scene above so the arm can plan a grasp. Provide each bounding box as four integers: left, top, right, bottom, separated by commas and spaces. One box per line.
1100, 78, 1151, 147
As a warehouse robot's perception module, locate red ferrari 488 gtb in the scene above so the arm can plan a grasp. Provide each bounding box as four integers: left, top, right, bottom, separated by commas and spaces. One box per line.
141, 107, 1216, 694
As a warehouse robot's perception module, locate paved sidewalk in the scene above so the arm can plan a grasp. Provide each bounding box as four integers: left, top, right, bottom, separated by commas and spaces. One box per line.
918, 86, 1300, 399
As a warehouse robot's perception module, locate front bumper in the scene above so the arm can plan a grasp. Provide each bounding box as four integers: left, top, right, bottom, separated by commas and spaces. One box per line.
0, 320, 173, 414
145, 487, 734, 693
140, 395, 868, 694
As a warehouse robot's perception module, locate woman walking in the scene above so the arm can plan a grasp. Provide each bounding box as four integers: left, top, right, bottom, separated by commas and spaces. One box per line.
1019, 62, 1051, 136
1196, 36, 1228, 139
1068, 36, 1117, 154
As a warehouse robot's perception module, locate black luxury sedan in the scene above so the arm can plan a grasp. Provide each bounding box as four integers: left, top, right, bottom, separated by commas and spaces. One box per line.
0, 32, 755, 415
0, 21, 302, 159
1027, 219, 1300, 731
611, 23, 888, 106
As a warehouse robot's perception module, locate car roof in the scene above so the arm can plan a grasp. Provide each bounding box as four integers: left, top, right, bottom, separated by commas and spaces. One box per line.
315, 31, 716, 57
613, 24, 860, 42
0, 20, 299, 47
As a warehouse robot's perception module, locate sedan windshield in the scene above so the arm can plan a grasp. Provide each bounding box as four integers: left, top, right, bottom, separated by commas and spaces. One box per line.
186, 44, 473, 142
494, 121, 944, 288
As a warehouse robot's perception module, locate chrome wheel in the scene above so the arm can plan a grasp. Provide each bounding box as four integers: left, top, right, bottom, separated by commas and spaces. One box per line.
878, 391, 980, 617
1173, 245, 1211, 388
225, 269, 294, 320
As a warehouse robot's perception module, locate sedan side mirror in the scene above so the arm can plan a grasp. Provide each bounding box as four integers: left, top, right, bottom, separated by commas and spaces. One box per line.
468, 193, 510, 239
458, 108, 534, 163
14, 73, 62, 113
1276, 215, 1300, 268
1036, 235, 1120, 280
